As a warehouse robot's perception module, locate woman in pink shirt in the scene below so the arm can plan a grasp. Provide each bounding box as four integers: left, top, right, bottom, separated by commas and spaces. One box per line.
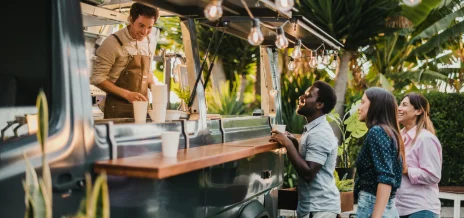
396, 93, 442, 218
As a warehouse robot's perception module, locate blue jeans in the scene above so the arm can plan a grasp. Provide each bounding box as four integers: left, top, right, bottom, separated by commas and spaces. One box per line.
400, 210, 439, 218
356, 191, 399, 218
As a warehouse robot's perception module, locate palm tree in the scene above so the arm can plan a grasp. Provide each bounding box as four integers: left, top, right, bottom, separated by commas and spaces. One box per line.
297, 0, 442, 136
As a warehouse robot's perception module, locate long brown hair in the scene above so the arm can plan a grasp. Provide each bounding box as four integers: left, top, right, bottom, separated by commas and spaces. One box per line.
403, 92, 436, 145
365, 87, 405, 164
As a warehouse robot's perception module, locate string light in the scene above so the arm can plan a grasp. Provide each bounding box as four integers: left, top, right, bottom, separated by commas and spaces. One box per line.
204, 0, 223, 21
275, 0, 294, 12
275, 27, 289, 49
322, 50, 331, 65
402, 0, 421, 7
309, 51, 317, 68
248, 18, 264, 46
291, 39, 302, 59
288, 57, 296, 71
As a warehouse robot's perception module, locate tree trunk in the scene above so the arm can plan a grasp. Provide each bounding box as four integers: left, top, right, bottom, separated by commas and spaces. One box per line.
332, 51, 353, 141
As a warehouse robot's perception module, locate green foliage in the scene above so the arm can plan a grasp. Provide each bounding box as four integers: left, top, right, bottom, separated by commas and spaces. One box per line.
283, 154, 298, 188
401, 0, 443, 26
334, 170, 354, 192
23, 90, 110, 218
422, 92, 464, 186
206, 81, 247, 115
327, 100, 368, 168
173, 85, 191, 107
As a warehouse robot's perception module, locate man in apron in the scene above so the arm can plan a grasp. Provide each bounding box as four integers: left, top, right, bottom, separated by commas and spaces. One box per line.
90, 3, 160, 118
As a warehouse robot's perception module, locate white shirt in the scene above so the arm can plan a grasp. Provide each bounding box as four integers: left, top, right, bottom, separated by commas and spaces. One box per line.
90, 26, 160, 85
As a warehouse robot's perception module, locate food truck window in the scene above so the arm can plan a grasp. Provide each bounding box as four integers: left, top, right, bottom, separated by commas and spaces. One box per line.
0, 0, 52, 143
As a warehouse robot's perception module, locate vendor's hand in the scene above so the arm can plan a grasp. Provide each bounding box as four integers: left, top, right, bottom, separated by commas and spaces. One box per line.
269, 130, 292, 148
124, 91, 147, 103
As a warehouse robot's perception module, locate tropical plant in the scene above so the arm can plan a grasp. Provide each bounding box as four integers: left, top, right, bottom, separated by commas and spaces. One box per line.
297, 0, 442, 137
327, 100, 368, 168
334, 170, 354, 192
283, 154, 298, 188
206, 80, 247, 115
23, 90, 110, 218
173, 85, 191, 111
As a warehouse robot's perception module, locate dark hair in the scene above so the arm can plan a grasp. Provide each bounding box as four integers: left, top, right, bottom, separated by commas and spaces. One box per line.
313, 81, 337, 114
403, 92, 436, 144
365, 87, 405, 163
130, 3, 159, 22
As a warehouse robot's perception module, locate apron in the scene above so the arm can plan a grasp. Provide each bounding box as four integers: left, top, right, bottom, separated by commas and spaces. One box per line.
104, 34, 151, 119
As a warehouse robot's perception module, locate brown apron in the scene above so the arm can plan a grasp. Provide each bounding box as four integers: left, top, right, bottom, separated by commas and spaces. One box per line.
104, 34, 151, 119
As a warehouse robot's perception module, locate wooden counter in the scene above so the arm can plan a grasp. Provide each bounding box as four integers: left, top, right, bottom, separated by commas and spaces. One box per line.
93, 136, 281, 179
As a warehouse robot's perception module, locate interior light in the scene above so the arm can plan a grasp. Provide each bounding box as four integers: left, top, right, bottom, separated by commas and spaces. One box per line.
204, 0, 223, 21
288, 58, 296, 71
248, 19, 264, 46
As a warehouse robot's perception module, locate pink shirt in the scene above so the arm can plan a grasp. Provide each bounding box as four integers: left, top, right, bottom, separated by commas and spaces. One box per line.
396, 126, 442, 216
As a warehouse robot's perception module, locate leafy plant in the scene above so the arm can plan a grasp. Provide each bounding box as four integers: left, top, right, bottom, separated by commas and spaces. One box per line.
206, 81, 247, 115
283, 154, 298, 188
334, 170, 354, 192
173, 85, 191, 110
23, 90, 110, 218
327, 100, 368, 168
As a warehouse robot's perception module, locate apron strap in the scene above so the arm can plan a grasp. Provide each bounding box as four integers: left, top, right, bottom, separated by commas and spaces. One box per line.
112, 34, 124, 47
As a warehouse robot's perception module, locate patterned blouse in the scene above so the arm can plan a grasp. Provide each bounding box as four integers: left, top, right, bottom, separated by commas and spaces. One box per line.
354, 125, 403, 200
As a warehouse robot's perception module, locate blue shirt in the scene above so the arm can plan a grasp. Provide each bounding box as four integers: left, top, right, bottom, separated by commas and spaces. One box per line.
297, 115, 340, 217
354, 125, 403, 200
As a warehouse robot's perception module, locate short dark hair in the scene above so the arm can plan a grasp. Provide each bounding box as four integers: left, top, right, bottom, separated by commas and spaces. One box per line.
313, 81, 336, 114
130, 3, 159, 22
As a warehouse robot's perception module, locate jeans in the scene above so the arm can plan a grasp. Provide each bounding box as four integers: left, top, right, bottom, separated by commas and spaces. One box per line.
299, 212, 338, 218
400, 210, 439, 218
356, 191, 399, 218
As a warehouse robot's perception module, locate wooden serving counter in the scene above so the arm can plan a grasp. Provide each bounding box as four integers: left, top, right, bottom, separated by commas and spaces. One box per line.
93, 136, 282, 180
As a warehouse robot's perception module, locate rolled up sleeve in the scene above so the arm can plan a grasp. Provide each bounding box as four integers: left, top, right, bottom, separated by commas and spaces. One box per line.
90, 37, 117, 85
368, 127, 397, 187
408, 136, 442, 185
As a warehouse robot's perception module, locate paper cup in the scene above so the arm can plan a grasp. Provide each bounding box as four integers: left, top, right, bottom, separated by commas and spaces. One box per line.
161, 131, 180, 157
148, 103, 167, 122
272, 124, 286, 133
133, 101, 148, 123
151, 84, 168, 104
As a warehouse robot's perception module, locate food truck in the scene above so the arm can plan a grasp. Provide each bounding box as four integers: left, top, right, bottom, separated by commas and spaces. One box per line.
0, 0, 342, 217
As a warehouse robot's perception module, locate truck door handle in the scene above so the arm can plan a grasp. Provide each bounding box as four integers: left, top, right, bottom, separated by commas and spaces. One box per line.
52, 178, 85, 193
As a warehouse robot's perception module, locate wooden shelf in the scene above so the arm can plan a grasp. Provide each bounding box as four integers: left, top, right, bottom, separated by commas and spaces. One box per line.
93, 136, 280, 179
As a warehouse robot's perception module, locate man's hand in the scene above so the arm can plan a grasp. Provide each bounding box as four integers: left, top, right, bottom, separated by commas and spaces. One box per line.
284, 131, 299, 149
124, 91, 148, 103
270, 130, 293, 148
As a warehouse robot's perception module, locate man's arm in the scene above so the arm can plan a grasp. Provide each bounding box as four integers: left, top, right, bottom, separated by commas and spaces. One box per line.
285, 142, 323, 183
96, 81, 147, 102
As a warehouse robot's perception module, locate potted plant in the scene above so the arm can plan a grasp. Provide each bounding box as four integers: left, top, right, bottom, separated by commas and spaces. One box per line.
327, 100, 368, 179
23, 90, 110, 218
173, 85, 191, 112
335, 170, 355, 212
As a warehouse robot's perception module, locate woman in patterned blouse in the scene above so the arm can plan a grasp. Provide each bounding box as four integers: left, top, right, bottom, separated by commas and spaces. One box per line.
355, 87, 405, 218
395, 93, 442, 218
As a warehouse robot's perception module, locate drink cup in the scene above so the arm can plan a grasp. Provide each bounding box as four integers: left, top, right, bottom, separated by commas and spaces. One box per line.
161, 131, 180, 157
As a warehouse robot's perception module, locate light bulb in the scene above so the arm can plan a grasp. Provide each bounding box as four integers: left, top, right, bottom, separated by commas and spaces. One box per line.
288, 59, 296, 71
275, 0, 294, 12
269, 90, 278, 97
248, 19, 264, 46
402, 0, 421, 7
322, 51, 331, 65
204, 0, 223, 21
275, 27, 288, 49
291, 39, 302, 59
309, 57, 317, 68
330, 57, 338, 69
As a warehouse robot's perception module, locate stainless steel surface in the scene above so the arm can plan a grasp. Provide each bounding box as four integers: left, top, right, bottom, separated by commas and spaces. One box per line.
221, 116, 271, 143
268, 47, 284, 125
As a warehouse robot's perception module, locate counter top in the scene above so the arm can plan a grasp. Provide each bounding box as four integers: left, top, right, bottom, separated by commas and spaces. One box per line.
93, 136, 281, 179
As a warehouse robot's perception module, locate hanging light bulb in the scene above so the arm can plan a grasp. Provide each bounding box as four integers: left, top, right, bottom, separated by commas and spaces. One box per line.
275, 0, 294, 12
248, 18, 264, 46
330, 56, 338, 69
402, 0, 421, 7
204, 0, 223, 21
275, 27, 289, 49
309, 51, 317, 68
291, 39, 302, 59
322, 50, 331, 65
288, 57, 296, 71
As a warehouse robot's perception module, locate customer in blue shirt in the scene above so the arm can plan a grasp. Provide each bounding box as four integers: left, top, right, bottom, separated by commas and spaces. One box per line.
355, 87, 405, 218
271, 81, 340, 218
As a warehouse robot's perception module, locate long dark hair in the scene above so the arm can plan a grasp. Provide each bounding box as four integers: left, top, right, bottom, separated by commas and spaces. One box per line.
365, 87, 405, 163
403, 92, 436, 145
